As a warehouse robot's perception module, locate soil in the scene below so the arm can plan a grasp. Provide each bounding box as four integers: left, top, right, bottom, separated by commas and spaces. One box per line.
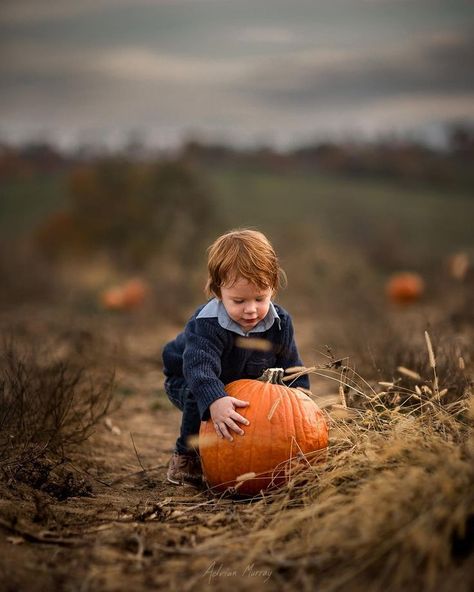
0, 311, 332, 592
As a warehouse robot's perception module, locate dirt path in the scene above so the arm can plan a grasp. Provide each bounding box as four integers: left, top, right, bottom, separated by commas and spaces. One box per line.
0, 314, 335, 591
1, 385, 231, 590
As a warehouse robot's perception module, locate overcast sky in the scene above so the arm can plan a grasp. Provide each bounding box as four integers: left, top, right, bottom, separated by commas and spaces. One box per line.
1, 0, 473, 149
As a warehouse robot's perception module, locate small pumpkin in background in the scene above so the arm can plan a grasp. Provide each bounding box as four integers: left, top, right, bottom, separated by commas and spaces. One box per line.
199, 368, 328, 496
385, 272, 425, 305
121, 278, 148, 308
100, 278, 148, 311
100, 286, 126, 310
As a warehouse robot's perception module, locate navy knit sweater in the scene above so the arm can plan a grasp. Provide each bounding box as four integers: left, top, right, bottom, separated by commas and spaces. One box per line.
162, 301, 310, 420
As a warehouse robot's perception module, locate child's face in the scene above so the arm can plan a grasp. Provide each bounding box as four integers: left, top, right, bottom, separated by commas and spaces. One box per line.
219, 277, 273, 332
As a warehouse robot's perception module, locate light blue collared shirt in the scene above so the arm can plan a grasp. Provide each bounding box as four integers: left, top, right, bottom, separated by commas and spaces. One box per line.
196, 298, 281, 337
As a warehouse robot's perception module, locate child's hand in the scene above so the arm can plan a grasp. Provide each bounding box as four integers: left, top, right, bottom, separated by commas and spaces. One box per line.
209, 396, 250, 442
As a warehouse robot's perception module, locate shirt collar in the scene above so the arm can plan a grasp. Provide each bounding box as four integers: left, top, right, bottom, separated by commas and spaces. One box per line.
196, 298, 281, 336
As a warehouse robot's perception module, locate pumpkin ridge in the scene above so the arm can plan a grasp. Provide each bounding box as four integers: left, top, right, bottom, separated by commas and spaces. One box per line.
277, 386, 288, 477
273, 384, 289, 482
247, 380, 267, 492
225, 382, 246, 486
270, 393, 284, 482
233, 379, 254, 489
289, 387, 299, 465
268, 386, 279, 487
295, 390, 309, 453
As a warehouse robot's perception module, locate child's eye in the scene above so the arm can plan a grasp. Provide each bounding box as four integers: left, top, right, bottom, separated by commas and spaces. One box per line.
233, 300, 243, 304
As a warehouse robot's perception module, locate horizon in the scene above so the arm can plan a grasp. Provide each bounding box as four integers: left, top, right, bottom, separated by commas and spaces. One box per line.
1, 120, 471, 155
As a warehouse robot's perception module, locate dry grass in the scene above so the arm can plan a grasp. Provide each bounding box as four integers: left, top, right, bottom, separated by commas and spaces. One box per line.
149, 337, 473, 592
0, 311, 471, 592
0, 337, 114, 491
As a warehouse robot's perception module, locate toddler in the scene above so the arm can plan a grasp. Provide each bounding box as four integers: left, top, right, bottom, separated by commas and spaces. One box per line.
162, 229, 310, 486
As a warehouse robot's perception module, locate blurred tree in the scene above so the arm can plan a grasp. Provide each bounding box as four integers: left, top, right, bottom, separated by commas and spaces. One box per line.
447, 122, 474, 159
144, 160, 217, 265
36, 157, 219, 269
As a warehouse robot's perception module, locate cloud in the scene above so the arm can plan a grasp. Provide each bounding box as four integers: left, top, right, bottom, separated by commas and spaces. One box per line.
244, 31, 474, 107
234, 26, 298, 45
0, 1, 472, 147
0, 0, 178, 25
0, 39, 254, 145
90, 48, 249, 84
0, 41, 249, 85
359, 93, 474, 127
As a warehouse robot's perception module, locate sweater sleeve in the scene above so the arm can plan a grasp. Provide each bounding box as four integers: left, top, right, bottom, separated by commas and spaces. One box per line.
275, 313, 310, 390
182, 317, 229, 420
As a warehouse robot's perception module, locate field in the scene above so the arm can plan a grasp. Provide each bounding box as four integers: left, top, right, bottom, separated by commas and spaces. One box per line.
3, 164, 474, 257
0, 152, 473, 591
207, 166, 474, 257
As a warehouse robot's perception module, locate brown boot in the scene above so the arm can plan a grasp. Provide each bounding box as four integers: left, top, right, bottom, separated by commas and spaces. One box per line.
166, 451, 203, 486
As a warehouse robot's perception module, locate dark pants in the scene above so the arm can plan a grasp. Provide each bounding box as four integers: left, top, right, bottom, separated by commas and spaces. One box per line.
164, 376, 202, 455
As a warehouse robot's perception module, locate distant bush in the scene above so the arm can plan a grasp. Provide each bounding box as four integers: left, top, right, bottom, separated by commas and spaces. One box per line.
182, 122, 474, 190
35, 157, 219, 268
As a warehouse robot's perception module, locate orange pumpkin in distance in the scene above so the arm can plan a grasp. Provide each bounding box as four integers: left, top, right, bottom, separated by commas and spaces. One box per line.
100, 278, 148, 311
199, 368, 329, 496
385, 272, 425, 305
100, 287, 125, 310
121, 278, 148, 309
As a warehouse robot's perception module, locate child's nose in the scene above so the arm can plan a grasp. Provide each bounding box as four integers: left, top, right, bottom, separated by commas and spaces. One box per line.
244, 302, 257, 313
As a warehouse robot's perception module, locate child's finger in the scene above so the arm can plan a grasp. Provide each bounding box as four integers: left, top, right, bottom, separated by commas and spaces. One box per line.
225, 417, 244, 436
231, 397, 249, 407
219, 423, 233, 442
230, 411, 250, 426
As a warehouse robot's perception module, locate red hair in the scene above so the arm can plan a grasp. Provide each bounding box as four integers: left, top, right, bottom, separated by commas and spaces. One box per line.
205, 229, 286, 297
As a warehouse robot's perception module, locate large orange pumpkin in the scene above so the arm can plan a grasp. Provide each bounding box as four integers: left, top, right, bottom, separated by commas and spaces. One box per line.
199, 368, 328, 496
385, 272, 425, 305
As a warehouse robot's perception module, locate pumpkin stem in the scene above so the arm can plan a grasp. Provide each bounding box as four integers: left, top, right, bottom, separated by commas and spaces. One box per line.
258, 368, 285, 384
